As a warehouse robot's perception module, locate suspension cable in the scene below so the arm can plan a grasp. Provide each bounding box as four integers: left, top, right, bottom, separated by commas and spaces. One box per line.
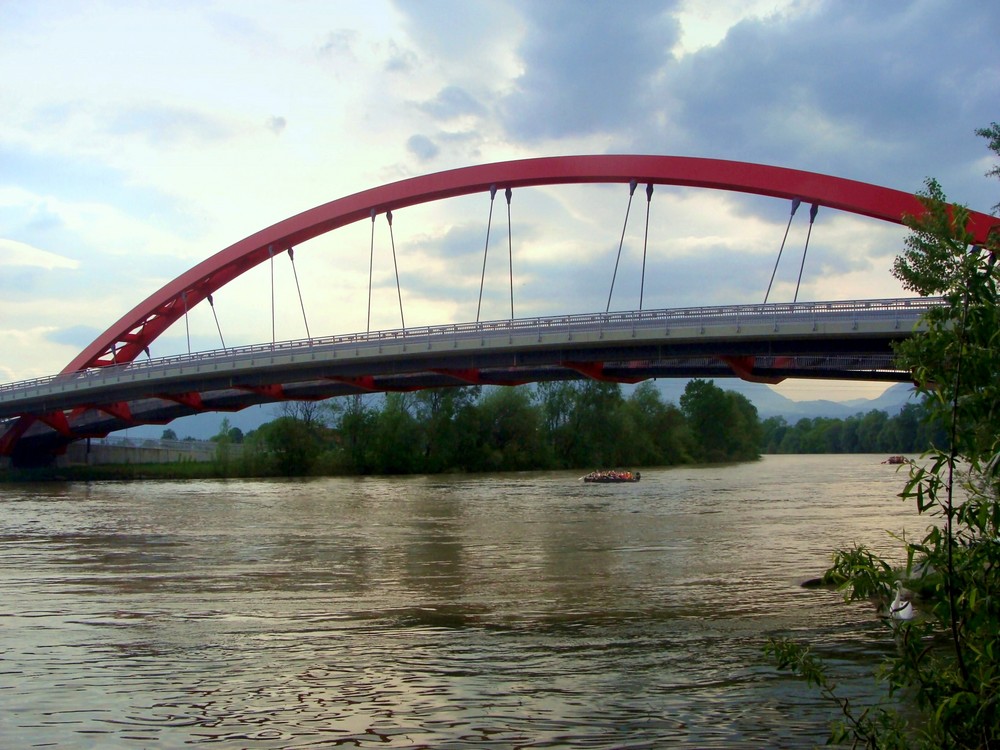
386, 211, 405, 331
505, 187, 513, 319
367, 208, 376, 333
640, 183, 653, 311
764, 198, 801, 304
207, 293, 226, 351
182, 290, 191, 354
793, 203, 819, 303
477, 185, 498, 323
607, 179, 638, 313
288, 247, 311, 343
268, 244, 275, 346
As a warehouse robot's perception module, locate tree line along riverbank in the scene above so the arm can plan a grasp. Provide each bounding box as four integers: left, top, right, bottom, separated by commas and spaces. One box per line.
9, 379, 757, 480
2, 378, 936, 482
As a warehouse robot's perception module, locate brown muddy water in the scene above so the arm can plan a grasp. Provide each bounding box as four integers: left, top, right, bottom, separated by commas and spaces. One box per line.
0, 454, 922, 748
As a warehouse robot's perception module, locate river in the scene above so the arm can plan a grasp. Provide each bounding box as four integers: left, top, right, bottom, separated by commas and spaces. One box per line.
0, 454, 922, 748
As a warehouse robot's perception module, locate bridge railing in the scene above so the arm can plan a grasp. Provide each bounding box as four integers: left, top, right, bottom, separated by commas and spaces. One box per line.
0, 297, 940, 400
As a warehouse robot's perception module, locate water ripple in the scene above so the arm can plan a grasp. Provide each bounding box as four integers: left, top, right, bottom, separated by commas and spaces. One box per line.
0, 456, 921, 748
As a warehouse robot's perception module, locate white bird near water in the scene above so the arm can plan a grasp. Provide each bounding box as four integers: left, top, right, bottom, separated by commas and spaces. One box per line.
889, 580, 915, 621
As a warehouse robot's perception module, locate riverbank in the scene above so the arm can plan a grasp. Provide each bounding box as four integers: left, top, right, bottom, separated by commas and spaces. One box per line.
0, 461, 234, 482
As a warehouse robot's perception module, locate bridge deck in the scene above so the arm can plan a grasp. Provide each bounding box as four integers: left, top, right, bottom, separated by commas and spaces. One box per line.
1, 298, 935, 454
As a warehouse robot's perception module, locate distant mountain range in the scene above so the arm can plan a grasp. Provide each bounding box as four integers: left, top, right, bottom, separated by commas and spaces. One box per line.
649, 379, 920, 422
121, 380, 921, 441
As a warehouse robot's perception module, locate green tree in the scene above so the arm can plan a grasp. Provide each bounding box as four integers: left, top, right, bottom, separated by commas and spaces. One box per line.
724, 391, 762, 461
679, 379, 730, 462
474, 386, 548, 471
534, 381, 628, 468
760, 415, 789, 453
535, 381, 579, 465
770, 126, 1000, 748
840, 414, 861, 452
320, 395, 376, 473
680, 379, 760, 462
257, 416, 323, 476
857, 409, 890, 452
370, 393, 422, 474
883, 402, 921, 452
819, 418, 844, 453
212, 417, 233, 474
412, 386, 481, 472
759, 402, 940, 456
572, 381, 628, 467
624, 381, 692, 465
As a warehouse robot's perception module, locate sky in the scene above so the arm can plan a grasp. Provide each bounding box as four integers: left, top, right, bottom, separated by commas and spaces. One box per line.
2, 0, 998, 404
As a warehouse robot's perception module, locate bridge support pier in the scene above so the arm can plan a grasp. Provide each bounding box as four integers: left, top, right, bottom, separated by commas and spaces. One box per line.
7, 445, 60, 469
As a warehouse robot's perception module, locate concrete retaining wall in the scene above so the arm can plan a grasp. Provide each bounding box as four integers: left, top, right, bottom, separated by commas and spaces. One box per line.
58, 438, 238, 466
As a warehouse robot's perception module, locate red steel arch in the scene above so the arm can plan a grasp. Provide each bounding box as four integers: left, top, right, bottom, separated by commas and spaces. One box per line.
64, 154, 999, 374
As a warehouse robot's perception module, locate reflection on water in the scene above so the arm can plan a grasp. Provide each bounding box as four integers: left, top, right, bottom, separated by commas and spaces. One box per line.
0, 456, 919, 748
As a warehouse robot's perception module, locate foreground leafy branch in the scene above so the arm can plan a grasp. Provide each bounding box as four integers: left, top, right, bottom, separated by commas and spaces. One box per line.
770, 125, 1000, 749
766, 638, 910, 749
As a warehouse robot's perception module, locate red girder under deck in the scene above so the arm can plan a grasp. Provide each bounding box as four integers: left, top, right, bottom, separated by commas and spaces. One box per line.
563, 361, 646, 384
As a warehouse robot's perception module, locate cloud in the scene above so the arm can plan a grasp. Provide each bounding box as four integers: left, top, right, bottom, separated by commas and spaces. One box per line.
1, 0, 998, 394
0, 238, 79, 270
0, 325, 85, 381
417, 86, 486, 120
648, 2, 1000, 204
267, 115, 287, 134
499, 0, 682, 141
44, 324, 102, 348
391, 0, 521, 68
407, 134, 439, 161
107, 104, 233, 146
0, 148, 179, 222
384, 40, 418, 73
319, 29, 358, 58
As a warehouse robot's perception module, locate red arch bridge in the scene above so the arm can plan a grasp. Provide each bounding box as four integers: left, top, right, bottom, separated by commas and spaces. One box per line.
1, 155, 995, 464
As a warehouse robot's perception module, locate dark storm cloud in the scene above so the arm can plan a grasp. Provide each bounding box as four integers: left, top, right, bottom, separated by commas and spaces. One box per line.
390, 0, 997, 213
500, 0, 681, 141
651, 2, 1000, 206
